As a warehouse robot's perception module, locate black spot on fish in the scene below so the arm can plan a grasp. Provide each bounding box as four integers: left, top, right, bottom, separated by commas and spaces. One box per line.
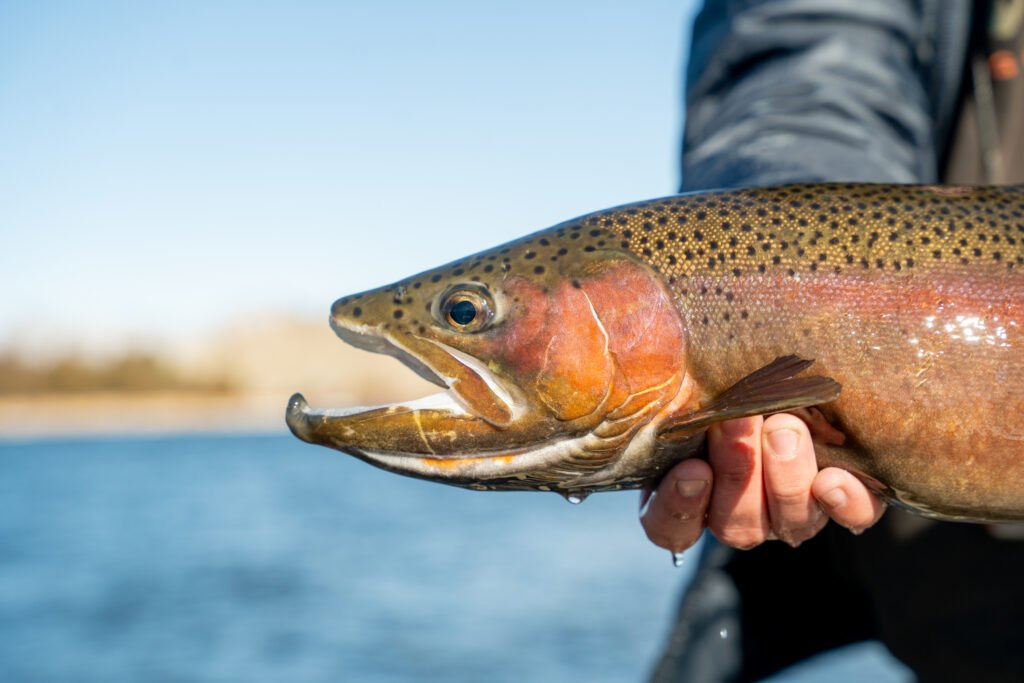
534, 266, 545, 274
431, 274, 442, 283
393, 310, 403, 319
525, 252, 536, 259
352, 307, 362, 317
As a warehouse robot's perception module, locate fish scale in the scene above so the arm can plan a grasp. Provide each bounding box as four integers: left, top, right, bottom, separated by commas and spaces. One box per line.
289, 183, 1024, 522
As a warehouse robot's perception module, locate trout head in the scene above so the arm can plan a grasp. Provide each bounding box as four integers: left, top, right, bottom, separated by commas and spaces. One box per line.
286, 232, 693, 497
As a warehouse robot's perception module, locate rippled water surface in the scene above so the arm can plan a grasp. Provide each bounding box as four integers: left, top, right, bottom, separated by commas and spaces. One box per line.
0, 433, 914, 682
0, 434, 693, 682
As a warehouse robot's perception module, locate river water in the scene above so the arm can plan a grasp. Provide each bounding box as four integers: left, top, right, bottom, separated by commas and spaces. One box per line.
0, 433, 910, 682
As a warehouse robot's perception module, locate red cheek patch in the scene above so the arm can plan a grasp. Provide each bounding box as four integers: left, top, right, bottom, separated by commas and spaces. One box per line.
494, 277, 615, 420
471, 260, 686, 423
579, 260, 687, 396
535, 280, 615, 420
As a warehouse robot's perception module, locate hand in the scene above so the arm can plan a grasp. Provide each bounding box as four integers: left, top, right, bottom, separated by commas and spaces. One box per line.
640, 413, 885, 552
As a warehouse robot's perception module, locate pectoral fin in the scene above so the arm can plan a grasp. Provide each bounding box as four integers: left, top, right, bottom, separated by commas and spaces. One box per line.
658, 356, 841, 442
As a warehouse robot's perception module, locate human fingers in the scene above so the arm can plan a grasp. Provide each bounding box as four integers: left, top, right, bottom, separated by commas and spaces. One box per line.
812, 467, 886, 533
706, 416, 770, 549
640, 458, 713, 552
761, 413, 827, 546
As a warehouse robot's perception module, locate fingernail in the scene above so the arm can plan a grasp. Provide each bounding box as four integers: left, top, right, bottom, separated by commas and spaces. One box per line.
819, 487, 848, 510
766, 428, 798, 460
676, 479, 708, 498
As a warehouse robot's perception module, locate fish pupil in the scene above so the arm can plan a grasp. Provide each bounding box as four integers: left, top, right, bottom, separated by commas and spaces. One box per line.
450, 300, 477, 325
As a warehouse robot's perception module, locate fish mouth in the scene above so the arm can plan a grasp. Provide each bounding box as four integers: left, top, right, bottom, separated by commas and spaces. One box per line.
326, 312, 522, 427
285, 311, 532, 463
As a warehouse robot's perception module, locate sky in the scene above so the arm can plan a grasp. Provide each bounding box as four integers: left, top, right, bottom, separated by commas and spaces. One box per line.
0, 0, 700, 357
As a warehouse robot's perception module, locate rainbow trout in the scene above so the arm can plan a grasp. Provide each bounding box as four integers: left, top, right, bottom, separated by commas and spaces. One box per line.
287, 183, 1024, 522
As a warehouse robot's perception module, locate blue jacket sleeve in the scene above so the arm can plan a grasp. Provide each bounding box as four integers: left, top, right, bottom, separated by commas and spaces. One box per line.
681, 0, 972, 191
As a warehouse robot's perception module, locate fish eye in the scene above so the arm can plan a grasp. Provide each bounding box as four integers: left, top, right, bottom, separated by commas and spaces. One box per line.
449, 299, 477, 325
437, 285, 494, 332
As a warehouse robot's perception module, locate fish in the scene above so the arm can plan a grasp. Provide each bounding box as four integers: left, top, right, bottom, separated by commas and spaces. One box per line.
286, 182, 1024, 522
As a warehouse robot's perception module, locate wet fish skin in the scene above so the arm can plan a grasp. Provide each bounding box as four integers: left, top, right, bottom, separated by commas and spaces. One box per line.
287, 183, 1024, 522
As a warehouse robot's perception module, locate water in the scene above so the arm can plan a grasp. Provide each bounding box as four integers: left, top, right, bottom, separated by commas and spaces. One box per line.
0, 434, 689, 682
0, 433, 913, 682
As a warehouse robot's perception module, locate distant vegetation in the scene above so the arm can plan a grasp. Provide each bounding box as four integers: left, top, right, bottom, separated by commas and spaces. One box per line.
0, 352, 235, 395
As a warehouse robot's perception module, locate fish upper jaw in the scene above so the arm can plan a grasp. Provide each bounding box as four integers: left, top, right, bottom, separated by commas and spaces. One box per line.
329, 315, 447, 389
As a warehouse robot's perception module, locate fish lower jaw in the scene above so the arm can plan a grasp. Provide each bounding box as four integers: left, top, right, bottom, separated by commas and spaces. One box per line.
353, 427, 652, 493
285, 389, 471, 444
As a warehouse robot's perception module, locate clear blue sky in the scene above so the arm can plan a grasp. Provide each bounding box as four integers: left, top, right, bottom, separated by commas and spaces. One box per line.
0, 1, 699, 355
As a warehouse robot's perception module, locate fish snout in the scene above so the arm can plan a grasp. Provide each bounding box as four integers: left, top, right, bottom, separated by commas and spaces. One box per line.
330, 297, 352, 327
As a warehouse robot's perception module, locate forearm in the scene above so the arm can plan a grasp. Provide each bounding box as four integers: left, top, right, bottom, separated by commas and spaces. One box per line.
681, 0, 971, 190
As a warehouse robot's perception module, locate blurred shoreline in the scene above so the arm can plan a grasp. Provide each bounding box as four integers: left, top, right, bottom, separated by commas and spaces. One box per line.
0, 391, 326, 439
0, 316, 435, 440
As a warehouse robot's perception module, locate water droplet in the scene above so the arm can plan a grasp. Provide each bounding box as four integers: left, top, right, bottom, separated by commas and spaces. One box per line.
719, 628, 729, 639
671, 551, 686, 568
566, 494, 583, 505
